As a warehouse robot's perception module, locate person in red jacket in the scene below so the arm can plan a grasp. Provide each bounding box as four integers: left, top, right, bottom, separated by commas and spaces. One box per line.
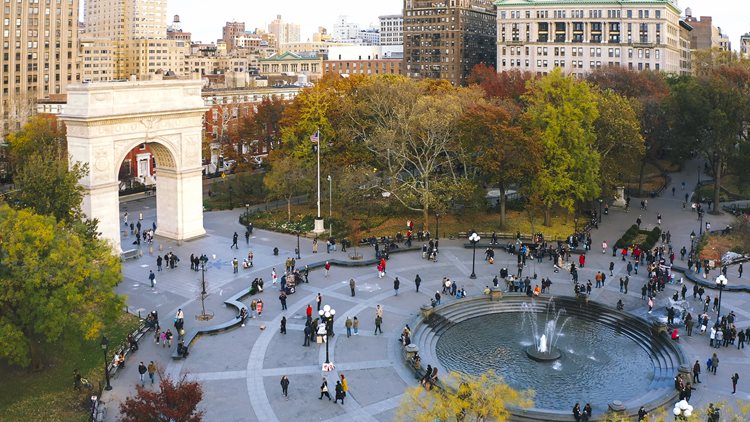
579, 254, 586, 268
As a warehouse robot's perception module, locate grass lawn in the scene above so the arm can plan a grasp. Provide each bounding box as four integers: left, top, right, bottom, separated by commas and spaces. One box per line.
622, 162, 667, 195
0, 313, 141, 422
248, 204, 575, 241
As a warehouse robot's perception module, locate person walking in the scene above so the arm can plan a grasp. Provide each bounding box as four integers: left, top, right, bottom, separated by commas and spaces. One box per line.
333, 380, 345, 404
345, 317, 353, 337
738, 329, 746, 349
280, 316, 287, 334
647, 297, 654, 314
374, 315, 383, 335
279, 291, 288, 310
350, 278, 356, 296
340, 374, 349, 399
352, 316, 359, 335
324, 261, 331, 277
319, 377, 331, 400
732, 373, 739, 394
280, 376, 290, 399
739, 263, 744, 278
148, 270, 156, 288
138, 362, 147, 386
316, 293, 322, 312
231, 232, 239, 249
693, 360, 701, 384
711, 353, 719, 375
415, 274, 421, 292
303, 324, 312, 347
393, 277, 400, 296
232, 257, 239, 274
147, 361, 157, 384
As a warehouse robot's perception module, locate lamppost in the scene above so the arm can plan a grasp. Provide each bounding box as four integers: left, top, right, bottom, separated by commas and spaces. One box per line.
673, 399, 694, 421
697, 165, 701, 184
245, 203, 249, 222
318, 305, 336, 364
469, 231, 481, 279
690, 231, 696, 256
435, 213, 440, 240
100, 336, 112, 391
296, 230, 301, 259
574, 217, 579, 234
312, 130, 324, 233
327, 175, 332, 217
715, 274, 728, 324
598, 199, 603, 223
699, 212, 704, 236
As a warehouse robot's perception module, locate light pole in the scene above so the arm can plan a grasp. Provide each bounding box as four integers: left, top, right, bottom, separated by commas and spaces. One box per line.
673, 399, 694, 421
318, 305, 336, 364
598, 199, 603, 223
100, 336, 112, 391
699, 212, 704, 236
574, 217, 579, 234
690, 231, 696, 257
312, 130, 324, 233
296, 231, 301, 259
435, 213, 440, 240
245, 203, 249, 222
327, 175, 332, 217
469, 231, 481, 279
715, 274, 728, 324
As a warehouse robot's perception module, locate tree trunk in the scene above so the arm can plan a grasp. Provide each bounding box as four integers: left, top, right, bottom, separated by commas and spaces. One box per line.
637, 158, 647, 197
28, 335, 44, 371
286, 197, 292, 221
543, 206, 551, 227
499, 182, 507, 228
422, 207, 429, 233
712, 159, 722, 215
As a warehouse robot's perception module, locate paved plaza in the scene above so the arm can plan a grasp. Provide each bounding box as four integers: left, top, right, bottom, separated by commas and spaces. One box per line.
103, 160, 750, 421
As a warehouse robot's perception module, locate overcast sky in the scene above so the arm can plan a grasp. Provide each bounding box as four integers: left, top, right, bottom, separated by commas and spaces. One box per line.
164, 1, 748, 48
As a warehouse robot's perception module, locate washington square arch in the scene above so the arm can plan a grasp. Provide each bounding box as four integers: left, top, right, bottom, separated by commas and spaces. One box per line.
60, 79, 206, 252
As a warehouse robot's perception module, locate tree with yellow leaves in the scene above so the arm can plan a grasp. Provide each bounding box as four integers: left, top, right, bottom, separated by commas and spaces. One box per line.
396, 370, 534, 422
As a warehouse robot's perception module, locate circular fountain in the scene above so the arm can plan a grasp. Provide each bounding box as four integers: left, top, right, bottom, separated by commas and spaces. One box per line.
417, 296, 684, 418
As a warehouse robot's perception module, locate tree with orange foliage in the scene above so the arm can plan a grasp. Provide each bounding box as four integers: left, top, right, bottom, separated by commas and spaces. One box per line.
467, 64, 533, 102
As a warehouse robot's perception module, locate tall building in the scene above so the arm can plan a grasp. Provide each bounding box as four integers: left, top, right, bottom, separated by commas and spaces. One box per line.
403, 0, 496, 85
268, 15, 301, 47
223, 21, 246, 51
495, 0, 689, 76
379, 15, 403, 46
84, 0, 185, 79
0, 0, 80, 135
333, 16, 360, 42
741, 33, 750, 59
683, 9, 725, 51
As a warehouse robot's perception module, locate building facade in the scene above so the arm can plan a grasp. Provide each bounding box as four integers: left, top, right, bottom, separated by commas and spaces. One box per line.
379, 15, 404, 46
324, 59, 402, 77
223, 21, 246, 51
682, 9, 724, 51
258, 52, 323, 82
495, 0, 689, 77
0, 0, 80, 135
403, 0, 497, 85
79, 38, 116, 82
268, 15, 301, 47
741, 33, 750, 60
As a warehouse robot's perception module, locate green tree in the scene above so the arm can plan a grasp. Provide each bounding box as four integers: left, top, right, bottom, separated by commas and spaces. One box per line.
594, 90, 645, 196
523, 69, 601, 225
396, 370, 534, 422
344, 77, 481, 229
0, 205, 123, 370
263, 153, 312, 221
458, 100, 541, 227
669, 67, 750, 210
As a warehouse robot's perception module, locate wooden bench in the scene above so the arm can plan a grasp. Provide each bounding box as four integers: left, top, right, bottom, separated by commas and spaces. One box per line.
120, 249, 140, 261
106, 321, 148, 378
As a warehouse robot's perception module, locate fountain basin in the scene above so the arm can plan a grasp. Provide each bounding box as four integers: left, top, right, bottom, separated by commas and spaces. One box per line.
525, 345, 561, 361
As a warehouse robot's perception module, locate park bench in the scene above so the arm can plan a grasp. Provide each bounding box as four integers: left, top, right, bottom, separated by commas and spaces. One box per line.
105, 320, 148, 378
120, 249, 140, 261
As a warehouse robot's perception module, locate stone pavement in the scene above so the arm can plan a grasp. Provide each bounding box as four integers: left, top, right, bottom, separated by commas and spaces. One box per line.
102, 160, 750, 421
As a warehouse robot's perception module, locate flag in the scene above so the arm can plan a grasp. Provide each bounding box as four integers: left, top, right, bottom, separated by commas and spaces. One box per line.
310, 130, 319, 144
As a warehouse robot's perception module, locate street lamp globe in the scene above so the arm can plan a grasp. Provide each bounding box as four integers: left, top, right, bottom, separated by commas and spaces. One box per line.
330, 309, 336, 316
318, 310, 324, 317
100, 336, 109, 351
324, 311, 331, 318
716, 274, 728, 287
323, 304, 331, 313
690, 231, 696, 241
469, 232, 480, 243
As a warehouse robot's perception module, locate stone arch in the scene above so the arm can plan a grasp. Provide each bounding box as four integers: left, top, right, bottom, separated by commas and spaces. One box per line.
60, 80, 207, 252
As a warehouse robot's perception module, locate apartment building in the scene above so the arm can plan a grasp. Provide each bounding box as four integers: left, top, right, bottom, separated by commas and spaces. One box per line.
403, 0, 496, 85
379, 15, 403, 46
268, 15, 301, 47
495, 0, 690, 77
79, 37, 115, 82
741, 33, 750, 60
223, 21, 245, 51
0, 0, 80, 135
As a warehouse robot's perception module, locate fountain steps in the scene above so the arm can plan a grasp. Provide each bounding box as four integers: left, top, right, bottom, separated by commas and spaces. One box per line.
411, 295, 684, 421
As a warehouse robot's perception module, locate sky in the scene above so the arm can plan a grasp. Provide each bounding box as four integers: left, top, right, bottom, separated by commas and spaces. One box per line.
164, 1, 748, 48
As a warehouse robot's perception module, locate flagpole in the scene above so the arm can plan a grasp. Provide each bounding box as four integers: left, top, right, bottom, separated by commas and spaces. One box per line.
316, 129, 321, 219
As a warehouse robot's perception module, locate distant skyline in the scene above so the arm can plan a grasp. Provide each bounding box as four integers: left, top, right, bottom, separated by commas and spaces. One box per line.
164, 1, 749, 48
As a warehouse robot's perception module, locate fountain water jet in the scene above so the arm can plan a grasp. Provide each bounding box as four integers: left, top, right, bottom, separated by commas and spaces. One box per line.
522, 299, 569, 361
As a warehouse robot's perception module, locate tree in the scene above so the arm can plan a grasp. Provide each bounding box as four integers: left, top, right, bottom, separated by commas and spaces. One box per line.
669, 67, 750, 211
468, 64, 533, 103
458, 100, 541, 226
263, 153, 312, 221
593, 90, 645, 196
237, 95, 287, 155
344, 77, 481, 229
0, 205, 122, 370
119, 372, 204, 422
523, 69, 602, 225
396, 370, 534, 422
5, 114, 66, 173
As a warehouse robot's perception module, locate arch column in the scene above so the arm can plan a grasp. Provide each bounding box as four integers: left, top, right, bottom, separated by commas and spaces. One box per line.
155, 167, 205, 241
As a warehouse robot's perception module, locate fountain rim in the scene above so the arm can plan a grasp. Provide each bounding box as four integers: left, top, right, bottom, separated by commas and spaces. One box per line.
411, 294, 687, 421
